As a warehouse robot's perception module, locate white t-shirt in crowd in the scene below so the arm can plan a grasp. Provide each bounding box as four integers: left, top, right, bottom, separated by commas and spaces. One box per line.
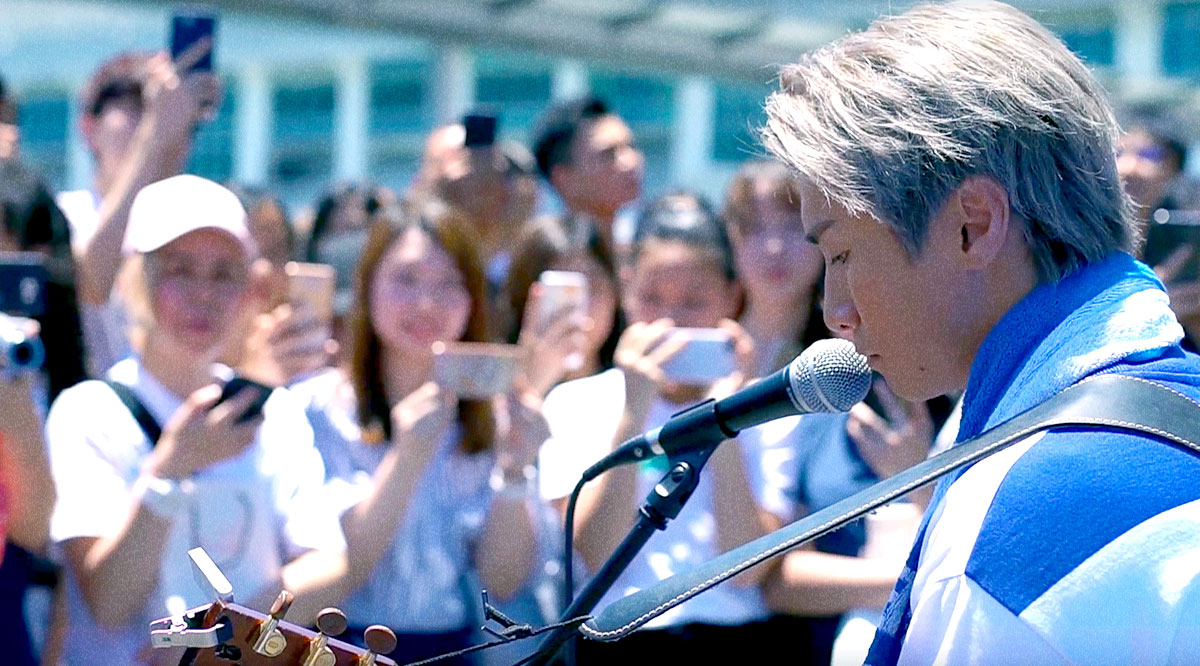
56, 189, 133, 377
538, 368, 796, 630
46, 357, 342, 666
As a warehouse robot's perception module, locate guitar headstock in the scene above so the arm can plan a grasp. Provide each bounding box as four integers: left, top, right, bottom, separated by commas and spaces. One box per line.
149, 549, 397, 666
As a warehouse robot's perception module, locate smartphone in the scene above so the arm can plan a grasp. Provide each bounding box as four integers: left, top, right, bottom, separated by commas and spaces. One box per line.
432, 341, 521, 399
536, 270, 588, 324
660, 328, 736, 385
1143, 209, 1200, 283
215, 375, 274, 424
0, 252, 48, 318
463, 114, 498, 148
170, 8, 217, 73
285, 261, 336, 326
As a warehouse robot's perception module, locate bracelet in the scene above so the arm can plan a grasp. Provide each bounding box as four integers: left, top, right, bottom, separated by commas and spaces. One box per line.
133, 472, 196, 520
489, 464, 537, 499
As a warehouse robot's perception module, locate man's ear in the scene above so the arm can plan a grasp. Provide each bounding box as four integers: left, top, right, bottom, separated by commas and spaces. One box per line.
949, 175, 1011, 269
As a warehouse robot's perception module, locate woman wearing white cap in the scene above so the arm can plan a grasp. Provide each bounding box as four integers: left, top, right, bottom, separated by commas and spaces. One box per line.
44, 175, 348, 665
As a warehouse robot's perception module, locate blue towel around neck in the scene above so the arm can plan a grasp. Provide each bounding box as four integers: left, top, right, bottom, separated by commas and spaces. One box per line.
864, 252, 1185, 665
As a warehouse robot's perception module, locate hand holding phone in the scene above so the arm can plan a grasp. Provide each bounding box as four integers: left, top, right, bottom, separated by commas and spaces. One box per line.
0, 252, 48, 318
432, 342, 521, 399
170, 9, 217, 73
534, 270, 588, 370
215, 375, 274, 424
285, 261, 336, 327
1145, 209, 1200, 284
463, 114, 498, 148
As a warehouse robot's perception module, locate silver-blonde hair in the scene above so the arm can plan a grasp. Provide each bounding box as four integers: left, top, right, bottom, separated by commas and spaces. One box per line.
763, 0, 1136, 281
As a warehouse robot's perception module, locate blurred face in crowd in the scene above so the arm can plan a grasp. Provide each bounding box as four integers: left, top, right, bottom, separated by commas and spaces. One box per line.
798, 180, 979, 402
438, 146, 510, 236
623, 238, 739, 329
369, 227, 471, 356
85, 95, 142, 174
731, 185, 823, 303
551, 250, 619, 358
555, 115, 643, 218
145, 229, 252, 356
329, 192, 370, 236
1117, 129, 1181, 212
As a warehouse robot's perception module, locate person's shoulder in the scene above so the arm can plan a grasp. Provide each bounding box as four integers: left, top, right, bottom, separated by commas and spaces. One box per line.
285, 367, 348, 408
47, 374, 124, 424
543, 367, 625, 416
962, 383, 1200, 617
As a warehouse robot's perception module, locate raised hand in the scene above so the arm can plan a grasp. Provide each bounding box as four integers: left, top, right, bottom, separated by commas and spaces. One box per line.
705, 319, 757, 401
148, 384, 262, 480
613, 318, 687, 416
240, 301, 334, 386
846, 378, 934, 479
389, 381, 455, 466
516, 283, 590, 397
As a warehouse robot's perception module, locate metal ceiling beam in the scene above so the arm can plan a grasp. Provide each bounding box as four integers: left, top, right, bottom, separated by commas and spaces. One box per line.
117, 0, 824, 82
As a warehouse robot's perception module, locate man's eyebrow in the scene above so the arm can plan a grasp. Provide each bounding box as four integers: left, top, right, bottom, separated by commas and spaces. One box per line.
805, 219, 835, 245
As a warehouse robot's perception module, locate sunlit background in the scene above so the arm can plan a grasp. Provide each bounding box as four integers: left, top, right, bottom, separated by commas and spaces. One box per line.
4, 0, 1198, 212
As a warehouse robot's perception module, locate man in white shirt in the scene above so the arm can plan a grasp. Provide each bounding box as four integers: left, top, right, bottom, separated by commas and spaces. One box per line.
761, 2, 1200, 664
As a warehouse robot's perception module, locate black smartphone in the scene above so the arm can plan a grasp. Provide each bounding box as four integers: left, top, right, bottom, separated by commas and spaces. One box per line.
463, 114, 498, 148
1143, 209, 1200, 283
170, 8, 217, 72
216, 376, 273, 424
0, 252, 48, 318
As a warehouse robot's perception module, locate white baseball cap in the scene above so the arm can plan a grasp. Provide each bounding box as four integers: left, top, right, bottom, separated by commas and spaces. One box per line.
123, 175, 257, 257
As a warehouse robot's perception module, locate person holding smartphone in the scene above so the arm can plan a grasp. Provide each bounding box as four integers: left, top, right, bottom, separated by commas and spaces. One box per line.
58, 35, 221, 379
45, 176, 347, 666
288, 201, 554, 664
537, 192, 787, 661
0, 155, 88, 666
503, 213, 623, 397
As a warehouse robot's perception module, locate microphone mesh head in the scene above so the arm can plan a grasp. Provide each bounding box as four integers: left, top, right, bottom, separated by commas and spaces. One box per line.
787, 338, 872, 413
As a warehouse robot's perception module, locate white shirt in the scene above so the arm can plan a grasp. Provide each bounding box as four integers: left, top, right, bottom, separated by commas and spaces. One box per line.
538, 369, 794, 629
47, 357, 341, 665
55, 189, 132, 377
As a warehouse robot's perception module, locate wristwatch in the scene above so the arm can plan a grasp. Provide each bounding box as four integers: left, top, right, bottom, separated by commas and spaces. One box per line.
489, 464, 536, 499
134, 473, 196, 520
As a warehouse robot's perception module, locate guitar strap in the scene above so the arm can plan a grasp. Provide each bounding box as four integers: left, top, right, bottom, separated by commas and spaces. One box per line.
581, 373, 1200, 640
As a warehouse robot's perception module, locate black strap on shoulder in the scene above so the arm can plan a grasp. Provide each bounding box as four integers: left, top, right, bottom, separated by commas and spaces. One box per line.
581, 373, 1200, 641
105, 379, 163, 446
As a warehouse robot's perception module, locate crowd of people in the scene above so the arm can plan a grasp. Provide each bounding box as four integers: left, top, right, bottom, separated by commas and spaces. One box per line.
2, 3, 1200, 665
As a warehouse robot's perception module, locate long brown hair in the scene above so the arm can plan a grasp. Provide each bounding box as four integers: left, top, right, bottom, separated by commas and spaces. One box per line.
348, 201, 495, 455
722, 160, 828, 350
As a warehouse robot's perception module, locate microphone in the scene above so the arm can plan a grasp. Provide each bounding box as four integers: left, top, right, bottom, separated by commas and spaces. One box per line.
580, 338, 871, 482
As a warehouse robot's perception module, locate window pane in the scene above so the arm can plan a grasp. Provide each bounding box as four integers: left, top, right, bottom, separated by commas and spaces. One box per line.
18, 93, 69, 189
714, 81, 771, 164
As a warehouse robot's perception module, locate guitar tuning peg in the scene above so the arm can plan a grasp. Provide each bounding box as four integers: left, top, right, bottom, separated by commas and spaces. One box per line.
357, 625, 397, 666
317, 608, 348, 637
250, 590, 294, 657
303, 607, 347, 666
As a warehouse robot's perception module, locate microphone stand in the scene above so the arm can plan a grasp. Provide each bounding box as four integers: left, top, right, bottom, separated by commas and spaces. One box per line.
526, 401, 728, 666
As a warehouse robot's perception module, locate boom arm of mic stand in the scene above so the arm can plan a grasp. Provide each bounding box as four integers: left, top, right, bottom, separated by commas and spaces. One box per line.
526, 444, 717, 666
